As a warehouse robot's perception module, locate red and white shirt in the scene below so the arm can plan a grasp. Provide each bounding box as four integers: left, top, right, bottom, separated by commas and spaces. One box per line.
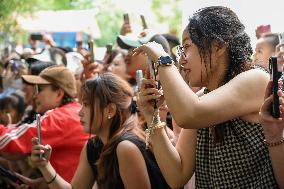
0, 102, 90, 182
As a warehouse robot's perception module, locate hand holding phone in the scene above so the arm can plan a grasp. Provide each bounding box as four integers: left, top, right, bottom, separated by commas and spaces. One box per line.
269, 56, 282, 118
88, 40, 95, 63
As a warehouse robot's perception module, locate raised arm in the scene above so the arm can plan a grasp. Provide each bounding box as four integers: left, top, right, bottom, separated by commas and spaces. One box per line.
137, 79, 196, 188
134, 42, 269, 128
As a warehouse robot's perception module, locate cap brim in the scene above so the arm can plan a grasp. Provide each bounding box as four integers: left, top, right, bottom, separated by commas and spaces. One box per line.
22, 75, 51, 85
117, 35, 141, 49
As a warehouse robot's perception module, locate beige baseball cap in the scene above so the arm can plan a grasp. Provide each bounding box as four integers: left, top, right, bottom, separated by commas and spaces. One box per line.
22, 65, 77, 98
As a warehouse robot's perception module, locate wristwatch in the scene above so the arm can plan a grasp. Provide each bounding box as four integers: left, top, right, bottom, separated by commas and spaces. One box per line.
157, 55, 174, 67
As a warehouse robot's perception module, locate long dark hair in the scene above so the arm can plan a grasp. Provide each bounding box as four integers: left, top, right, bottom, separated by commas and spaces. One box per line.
81, 72, 144, 188
187, 6, 253, 142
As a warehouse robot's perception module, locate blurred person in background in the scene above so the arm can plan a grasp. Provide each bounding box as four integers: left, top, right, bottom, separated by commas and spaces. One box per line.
0, 65, 89, 189
253, 32, 279, 70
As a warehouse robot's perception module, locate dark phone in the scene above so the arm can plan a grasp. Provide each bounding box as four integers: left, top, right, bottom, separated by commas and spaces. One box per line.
106, 44, 112, 54
30, 33, 43, 41
140, 15, 148, 29
269, 56, 281, 118
0, 166, 24, 185
123, 13, 130, 24
88, 41, 94, 63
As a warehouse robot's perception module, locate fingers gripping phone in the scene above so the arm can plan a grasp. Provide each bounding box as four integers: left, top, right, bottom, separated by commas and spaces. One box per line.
269, 56, 281, 118
88, 40, 95, 63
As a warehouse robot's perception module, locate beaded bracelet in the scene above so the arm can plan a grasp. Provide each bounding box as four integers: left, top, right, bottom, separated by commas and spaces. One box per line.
46, 172, 57, 185
264, 138, 284, 147
145, 122, 165, 149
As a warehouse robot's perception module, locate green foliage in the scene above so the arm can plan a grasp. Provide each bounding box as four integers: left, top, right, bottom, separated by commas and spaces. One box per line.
93, 0, 123, 47
34, 0, 95, 11
0, 0, 182, 48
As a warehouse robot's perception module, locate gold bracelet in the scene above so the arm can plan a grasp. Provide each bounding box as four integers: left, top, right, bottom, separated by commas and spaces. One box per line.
145, 122, 166, 149
46, 172, 57, 185
264, 138, 284, 147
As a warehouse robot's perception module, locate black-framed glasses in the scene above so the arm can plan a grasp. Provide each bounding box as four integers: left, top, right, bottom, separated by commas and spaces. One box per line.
176, 45, 187, 61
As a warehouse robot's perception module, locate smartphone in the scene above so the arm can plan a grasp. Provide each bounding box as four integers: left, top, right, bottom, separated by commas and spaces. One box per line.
36, 114, 42, 159
123, 13, 130, 24
0, 166, 24, 185
106, 44, 113, 54
140, 15, 148, 29
279, 32, 284, 52
30, 33, 43, 41
269, 56, 281, 118
88, 40, 94, 63
136, 70, 143, 92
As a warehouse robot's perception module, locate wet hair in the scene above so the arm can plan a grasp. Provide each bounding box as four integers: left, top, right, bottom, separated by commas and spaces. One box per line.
187, 6, 253, 143
261, 33, 280, 51
81, 72, 144, 188
187, 6, 253, 85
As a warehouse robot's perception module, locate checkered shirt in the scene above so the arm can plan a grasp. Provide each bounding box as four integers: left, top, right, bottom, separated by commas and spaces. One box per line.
195, 118, 279, 189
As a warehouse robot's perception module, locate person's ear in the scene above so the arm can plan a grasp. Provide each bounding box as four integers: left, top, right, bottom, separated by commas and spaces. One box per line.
105, 103, 117, 120
213, 41, 227, 58
56, 89, 65, 103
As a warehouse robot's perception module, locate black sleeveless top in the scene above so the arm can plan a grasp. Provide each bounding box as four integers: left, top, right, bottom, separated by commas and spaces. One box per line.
86, 132, 171, 189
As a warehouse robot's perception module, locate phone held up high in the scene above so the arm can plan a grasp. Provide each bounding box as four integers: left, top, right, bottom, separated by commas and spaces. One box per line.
140, 15, 148, 29
123, 13, 130, 24
269, 56, 281, 118
30, 33, 43, 41
88, 40, 95, 63
106, 44, 113, 54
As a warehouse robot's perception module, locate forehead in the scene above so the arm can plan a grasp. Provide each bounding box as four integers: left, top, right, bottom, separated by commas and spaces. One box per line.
255, 39, 273, 49
182, 30, 191, 44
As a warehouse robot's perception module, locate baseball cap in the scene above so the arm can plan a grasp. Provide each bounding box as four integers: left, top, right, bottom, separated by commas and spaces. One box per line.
117, 30, 157, 49
22, 65, 77, 98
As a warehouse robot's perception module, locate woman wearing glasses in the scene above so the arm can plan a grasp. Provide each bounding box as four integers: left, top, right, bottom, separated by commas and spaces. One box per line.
135, 6, 279, 188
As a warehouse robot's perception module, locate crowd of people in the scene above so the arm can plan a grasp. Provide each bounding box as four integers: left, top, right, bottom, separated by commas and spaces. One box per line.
0, 5, 283, 189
